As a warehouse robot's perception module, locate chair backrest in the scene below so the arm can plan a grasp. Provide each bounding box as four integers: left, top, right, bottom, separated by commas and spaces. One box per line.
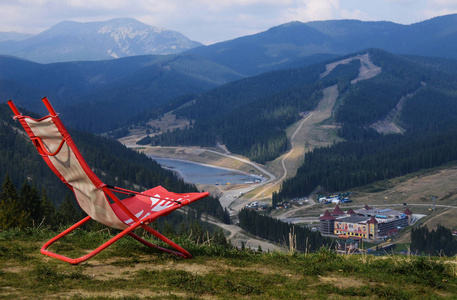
9, 99, 127, 229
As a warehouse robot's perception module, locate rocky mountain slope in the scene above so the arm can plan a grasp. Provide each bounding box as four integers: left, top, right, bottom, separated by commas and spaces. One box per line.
0, 18, 202, 63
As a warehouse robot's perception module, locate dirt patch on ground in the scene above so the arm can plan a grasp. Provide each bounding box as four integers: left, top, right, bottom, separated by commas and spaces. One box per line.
119, 114, 191, 146
62, 289, 191, 299
371, 83, 425, 135
422, 208, 457, 231
147, 114, 191, 133
82, 256, 220, 281
2, 263, 28, 274
319, 275, 367, 288
354, 167, 457, 207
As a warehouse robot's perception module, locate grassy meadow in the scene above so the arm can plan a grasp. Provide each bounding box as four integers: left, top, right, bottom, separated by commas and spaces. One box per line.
1, 227, 457, 299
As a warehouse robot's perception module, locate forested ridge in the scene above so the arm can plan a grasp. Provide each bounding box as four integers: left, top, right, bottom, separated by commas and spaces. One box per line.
274, 50, 457, 202
140, 57, 361, 163
0, 103, 229, 229
273, 128, 457, 202
0, 54, 242, 133
137, 48, 457, 201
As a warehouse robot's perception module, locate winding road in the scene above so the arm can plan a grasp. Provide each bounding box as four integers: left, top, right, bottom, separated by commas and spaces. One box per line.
120, 53, 384, 251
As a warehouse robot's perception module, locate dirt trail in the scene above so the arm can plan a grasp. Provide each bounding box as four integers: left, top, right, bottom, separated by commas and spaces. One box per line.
250, 53, 382, 202
251, 85, 339, 200
270, 54, 382, 220
351, 54, 381, 83
205, 217, 283, 252
371, 82, 425, 134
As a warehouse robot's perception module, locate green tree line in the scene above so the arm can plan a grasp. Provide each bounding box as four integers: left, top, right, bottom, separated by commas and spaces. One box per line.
274, 127, 457, 202
238, 208, 331, 252
0, 174, 82, 229
0, 174, 232, 247
410, 225, 457, 256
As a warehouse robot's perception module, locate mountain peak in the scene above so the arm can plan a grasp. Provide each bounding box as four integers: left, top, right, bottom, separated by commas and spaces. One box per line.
0, 18, 202, 63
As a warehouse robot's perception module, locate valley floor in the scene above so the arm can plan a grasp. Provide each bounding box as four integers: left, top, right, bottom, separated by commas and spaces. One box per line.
118, 53, 457, 251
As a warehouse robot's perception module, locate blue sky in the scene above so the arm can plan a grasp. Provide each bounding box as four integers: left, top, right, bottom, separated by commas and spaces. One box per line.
1, 0, 457, 44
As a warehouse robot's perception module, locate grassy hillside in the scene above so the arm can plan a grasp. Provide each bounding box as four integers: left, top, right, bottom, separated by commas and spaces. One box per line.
0, 228, 456, 299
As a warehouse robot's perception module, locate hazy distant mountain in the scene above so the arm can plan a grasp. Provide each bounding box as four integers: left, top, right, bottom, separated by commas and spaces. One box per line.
0, 32, 33, 43
0, 18, 202, 63
188, 14, 457, 75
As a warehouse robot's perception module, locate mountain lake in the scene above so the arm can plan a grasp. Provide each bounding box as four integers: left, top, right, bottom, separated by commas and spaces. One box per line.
149, 156, 263, 185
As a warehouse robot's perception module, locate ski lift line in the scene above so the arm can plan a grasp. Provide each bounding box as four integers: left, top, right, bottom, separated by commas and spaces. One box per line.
252, 112, 313, 200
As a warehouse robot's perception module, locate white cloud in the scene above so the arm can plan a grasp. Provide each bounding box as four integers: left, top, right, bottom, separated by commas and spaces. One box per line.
0, 0, 455, 44
421, 7, 457, 19
382, 0, 415, 3
432, 0, 457, 5
339, 9, 371, 21
283, 0, 341, 22
194, 0, 293, 10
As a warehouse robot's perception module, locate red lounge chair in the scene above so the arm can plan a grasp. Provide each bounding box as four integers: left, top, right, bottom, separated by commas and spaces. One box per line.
7, 97, 209, 264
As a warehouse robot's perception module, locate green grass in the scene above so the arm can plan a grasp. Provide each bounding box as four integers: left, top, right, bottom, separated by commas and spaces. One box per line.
1, 228, 456, 299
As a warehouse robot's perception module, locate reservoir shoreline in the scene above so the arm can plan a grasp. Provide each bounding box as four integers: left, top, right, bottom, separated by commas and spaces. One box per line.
148, 155, 263, 185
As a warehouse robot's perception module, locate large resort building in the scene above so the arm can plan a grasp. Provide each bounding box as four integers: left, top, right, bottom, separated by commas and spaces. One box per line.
319, 205, 412, 240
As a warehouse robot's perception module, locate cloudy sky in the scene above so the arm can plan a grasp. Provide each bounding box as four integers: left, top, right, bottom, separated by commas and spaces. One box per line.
1, 0, 457, 44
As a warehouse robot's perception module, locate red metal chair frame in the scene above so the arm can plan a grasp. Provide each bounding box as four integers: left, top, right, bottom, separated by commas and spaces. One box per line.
8, 98, 209, 264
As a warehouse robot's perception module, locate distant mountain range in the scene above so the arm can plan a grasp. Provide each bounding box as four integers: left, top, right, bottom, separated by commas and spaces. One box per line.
0, 18, 202, 63
3, 15, 457, 202
0, 32, 32, 43
3, 14, 457, 134
3, 14, 457, 69
189, 14, 457, 75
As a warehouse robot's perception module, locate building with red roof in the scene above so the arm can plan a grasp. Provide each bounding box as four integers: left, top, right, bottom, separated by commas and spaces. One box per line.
346, 208, 356, 215
320, 205, 411, 240
331, 205, 345, 216
319, 210, 336, 235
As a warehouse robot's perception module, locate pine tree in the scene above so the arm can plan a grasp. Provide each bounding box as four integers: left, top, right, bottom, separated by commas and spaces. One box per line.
189, 220, 205, 244
0, 174, 17, 203
162, 220, 176, 237
0, 175, 29, 229
58, 193, 80, 225
40, 188, 57, 227
19, 180, 41, 225
212, 228, 228, 247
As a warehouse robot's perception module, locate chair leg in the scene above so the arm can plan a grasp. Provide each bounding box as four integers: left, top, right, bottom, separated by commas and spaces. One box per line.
129, 225, 192, 258
41, 217, 193, 264
41, 216, 140, 265
143, 225, 192, 258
